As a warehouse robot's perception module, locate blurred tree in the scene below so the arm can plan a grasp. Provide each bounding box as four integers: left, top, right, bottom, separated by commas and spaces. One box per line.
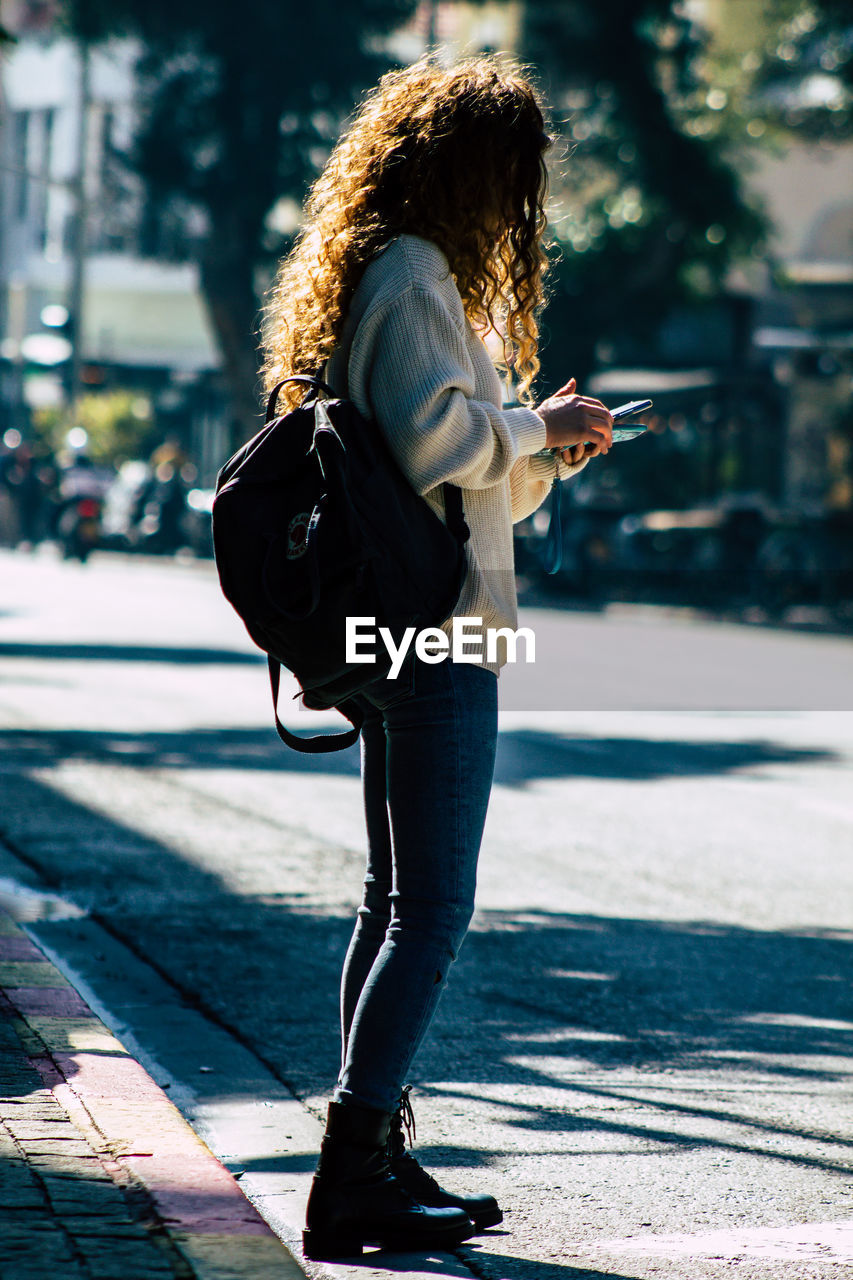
33, 389, 156, 464
62, 0, 419, 445
519, 0, 769, 383
59, 0, 851, 431
752, 0, 853, 139
515, 0, 851, 384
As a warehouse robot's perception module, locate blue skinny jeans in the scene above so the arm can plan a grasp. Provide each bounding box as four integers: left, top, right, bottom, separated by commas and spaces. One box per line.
334, 657, 498, 1114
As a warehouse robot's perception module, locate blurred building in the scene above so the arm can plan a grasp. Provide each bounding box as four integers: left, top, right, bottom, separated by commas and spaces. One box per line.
2, 0, 850, 513
0, 0, 226, 481
747, 139, 853, 513
573, 0, 853, 521
0, 0, 520, 484
388, 1, 519, 62
696, 0, 853, 515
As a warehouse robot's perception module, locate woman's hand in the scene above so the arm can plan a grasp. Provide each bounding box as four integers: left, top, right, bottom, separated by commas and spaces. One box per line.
536, 377, 613, 461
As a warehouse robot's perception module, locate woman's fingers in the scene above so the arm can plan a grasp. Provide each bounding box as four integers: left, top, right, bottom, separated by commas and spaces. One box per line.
583, 436, 605, 457
580, 402, 613, 447
538, 388, 614, 451
577, 422, 610, 456
578, 397, 614, 424
553, 376, 577, 397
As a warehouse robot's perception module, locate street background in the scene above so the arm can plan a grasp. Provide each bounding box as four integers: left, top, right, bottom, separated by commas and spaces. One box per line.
2, 0, 853, 619
2, 0, 853, 1275
1, 547, 851, 1278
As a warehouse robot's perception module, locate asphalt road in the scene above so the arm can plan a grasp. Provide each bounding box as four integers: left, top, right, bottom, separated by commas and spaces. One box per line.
1, 546, 852, 1280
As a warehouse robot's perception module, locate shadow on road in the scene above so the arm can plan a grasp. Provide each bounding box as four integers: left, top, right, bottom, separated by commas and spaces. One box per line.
461, 1257, 642, 1280
0, 725, 839, 784
0, 641, 261, 665
0, 738, 850, 1185
493, 730, 838, 786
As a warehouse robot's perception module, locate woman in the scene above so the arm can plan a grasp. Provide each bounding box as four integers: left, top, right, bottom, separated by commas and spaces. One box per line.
263, 54, 613, 1262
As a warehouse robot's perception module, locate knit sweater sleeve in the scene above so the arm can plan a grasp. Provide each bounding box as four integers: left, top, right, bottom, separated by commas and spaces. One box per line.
509, 449, 590, 524
350, 285, 547, 495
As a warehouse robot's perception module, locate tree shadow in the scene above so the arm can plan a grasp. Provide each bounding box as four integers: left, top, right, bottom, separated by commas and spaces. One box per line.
492, 730, 837, 786
0, 724, 838, 784
460, 1255, 643, 1280
0, 761, 850, 1175
1, 722, 851, 1280
357, 1250, 632, 1278
0, 641, 261, 665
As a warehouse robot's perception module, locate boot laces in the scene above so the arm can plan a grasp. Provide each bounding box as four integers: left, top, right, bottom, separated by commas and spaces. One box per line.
391, 1086, 444, 1197
397, 1084, 417, 1148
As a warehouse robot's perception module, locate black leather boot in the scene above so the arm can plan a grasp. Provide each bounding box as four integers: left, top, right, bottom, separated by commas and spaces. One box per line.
303, 1099, 475, 1260
388, 1086, 503, 1232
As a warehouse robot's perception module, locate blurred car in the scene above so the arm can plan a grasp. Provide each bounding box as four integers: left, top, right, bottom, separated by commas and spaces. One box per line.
183, 487, 214, 558
614, 497, 771, 604
100, 460, 151, 550
101, 460, 214, 557
616, 497, 853, 614
518, 491, 853, 617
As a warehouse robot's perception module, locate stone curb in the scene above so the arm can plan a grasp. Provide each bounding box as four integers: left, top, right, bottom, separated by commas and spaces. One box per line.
0, 905, 306, 1279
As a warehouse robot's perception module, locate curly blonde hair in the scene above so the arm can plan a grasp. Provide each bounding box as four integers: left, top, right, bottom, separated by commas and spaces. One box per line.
262, 53, 551, 410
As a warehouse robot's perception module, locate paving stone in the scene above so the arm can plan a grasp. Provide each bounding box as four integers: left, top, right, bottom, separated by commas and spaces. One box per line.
0, 908, 303, 1280
5, 986, 92, 1017
8, 1023, 47, 1057
0, 1011, 21, 1035
51, 1200, 134, 1225
1, 1262, 87, 1280
0, 1209, 58, 1230
0, 1181, 46, 1209
26, 1154, 112, 1177
44, 1186, 121, 1210
0, 960, 71, 986
64, 1218, 152, 1240
52, 1050, 166, 1100
173, 1232, 307, 1280
0, 1224, 80, 1260
25, 1015, 126, 1053
0, 1032, 45, 1072
42, 1182, 131, 1214
19, 1137, 98, 1157
0, 935, 45, 960
0, 1095, 59, 1112
0, 1127, 20, 1156
81, 1238, 178, 1279
5, 1118, 82, 1139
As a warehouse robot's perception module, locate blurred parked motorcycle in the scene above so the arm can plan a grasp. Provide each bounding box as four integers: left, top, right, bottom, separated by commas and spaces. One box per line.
57, 494, 103, 562
55, 455, 111, 562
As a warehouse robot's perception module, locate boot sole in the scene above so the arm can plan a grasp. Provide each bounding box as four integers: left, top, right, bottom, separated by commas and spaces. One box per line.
303, 1218, 475, 1261
471, 1206, 503, 1231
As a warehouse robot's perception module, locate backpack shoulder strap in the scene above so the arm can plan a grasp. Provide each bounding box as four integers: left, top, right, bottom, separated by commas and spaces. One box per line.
265, 375, 335, 423
268, 657, 363, 754
443, 484, 469, 545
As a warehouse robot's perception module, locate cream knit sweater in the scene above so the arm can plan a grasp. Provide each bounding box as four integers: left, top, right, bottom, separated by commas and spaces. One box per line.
325, 234, 588, 676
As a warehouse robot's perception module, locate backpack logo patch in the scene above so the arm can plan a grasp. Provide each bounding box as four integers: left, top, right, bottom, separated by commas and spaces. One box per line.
286, 511, 311, 559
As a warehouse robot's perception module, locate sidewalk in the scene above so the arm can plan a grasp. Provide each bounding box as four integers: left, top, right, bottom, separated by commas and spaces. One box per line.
0, 904, 306, 1280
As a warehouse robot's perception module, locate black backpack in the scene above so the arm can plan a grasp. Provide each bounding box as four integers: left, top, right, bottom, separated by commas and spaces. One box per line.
212, 375, 470, 753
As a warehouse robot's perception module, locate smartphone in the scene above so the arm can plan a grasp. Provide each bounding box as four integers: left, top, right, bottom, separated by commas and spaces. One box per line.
611, 399, 653, 420
548, 397, 654, 456
610, 398, 653, 443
